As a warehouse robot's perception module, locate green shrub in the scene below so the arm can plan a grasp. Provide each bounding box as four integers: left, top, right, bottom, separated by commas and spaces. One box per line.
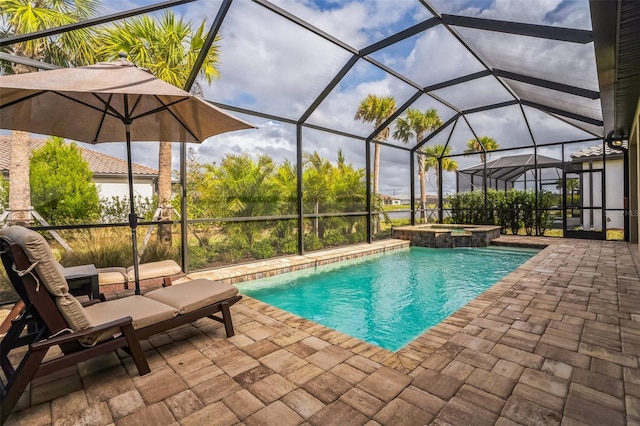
450, 188, 554, 236
535, 190, 555, 236
304, 234, 323, 251
281, 239, 299, 254
251, 239, 276, 259
187, 244, 216, 270
322, 232, 347, 247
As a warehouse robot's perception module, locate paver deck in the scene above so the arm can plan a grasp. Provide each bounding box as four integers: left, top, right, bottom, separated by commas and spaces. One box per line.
2, 235, 640, 425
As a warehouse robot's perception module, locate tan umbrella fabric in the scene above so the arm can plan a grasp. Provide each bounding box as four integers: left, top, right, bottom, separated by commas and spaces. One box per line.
0, 57, 254, 143
0, 57, 255, 294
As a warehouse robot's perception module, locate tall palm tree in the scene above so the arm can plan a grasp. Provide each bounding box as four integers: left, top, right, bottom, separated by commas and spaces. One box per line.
354, 94, 396, 233
94, 11, 220, 245
1, 0, 100, 224
423, 145, 458, 217
464, 135, 499, 163
393, 108, 443, 223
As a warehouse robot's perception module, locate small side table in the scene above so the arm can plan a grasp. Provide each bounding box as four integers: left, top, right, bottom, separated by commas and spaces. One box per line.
64, 264, 101, 301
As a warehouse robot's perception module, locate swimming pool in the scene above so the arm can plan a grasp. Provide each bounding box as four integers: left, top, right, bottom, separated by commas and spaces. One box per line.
237, 246, 538, 351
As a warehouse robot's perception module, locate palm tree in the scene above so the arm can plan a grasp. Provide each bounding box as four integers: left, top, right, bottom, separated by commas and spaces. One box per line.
303, 151, 335, 238
393, 108, 443, 223
354, 95, 396, 233
1, 0, 100, 224
211, 154, 278, 250
464, 136, 499, 163
94, 11, 220, 245
423, 145, 458, 218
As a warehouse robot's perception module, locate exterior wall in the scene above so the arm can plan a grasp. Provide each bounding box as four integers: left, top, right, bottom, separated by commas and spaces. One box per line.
579, 159, 624, 230
633, 99, 640, 245
94, 176, 155, 201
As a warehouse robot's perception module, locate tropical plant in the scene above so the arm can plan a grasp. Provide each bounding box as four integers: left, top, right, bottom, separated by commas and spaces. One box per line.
535, 190, 556, 235
354, 94, 396, 232
271, 159, 299, 253
449, 188, 556, 235
209, 153, 279, 252
465, 136, 499, 163
423, 144, 458, 221
0, 178, 8, 212
1, 0, 101, 224
29, 138, 101, 225
393, 108, 443, 223
94, 11, 221, 246
303, 151, 335, 238
100, 195, 157, 224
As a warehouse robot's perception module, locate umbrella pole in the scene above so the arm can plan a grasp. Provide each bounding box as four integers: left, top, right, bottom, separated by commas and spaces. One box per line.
125, 122, 142, 295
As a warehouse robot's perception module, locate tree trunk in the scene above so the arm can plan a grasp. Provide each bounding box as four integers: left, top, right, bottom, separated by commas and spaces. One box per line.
435, 169, 440, 221
8, 130, 32, 224
372, 143, 381, 233
418, 155, 427, 223
157, 141, 173, 246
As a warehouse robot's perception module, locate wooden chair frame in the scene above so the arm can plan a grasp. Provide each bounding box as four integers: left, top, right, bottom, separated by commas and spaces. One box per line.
0, 237, 150, 424
0, 230, 242, 423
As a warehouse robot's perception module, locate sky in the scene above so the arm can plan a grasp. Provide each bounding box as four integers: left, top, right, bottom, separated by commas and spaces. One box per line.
69, 0, 600, 197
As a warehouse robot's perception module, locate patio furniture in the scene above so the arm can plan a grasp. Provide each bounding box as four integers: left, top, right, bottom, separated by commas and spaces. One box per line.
65, 264, 101, 300
97, 259, 186, 291
0, 225, 242, 422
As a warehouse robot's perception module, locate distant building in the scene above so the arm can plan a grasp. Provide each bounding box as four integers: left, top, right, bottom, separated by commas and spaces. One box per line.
380, 194, 437, 206
0, 136, 158, 201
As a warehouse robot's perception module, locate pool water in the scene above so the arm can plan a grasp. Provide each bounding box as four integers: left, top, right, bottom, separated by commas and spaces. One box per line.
237, 246, 538, 351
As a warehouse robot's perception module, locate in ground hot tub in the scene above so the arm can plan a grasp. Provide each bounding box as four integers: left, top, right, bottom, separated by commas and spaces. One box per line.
392, 224, 501, 248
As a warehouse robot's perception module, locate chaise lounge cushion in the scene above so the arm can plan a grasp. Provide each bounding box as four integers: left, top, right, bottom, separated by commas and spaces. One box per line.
97, 267, 128, 285
144, 279, 239, 314
85, 295, 178, 330
0, 226, 92, 333
127, 260, 182, 282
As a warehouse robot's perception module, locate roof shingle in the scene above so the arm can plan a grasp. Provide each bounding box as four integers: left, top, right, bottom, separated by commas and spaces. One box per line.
0, 136, 158, 176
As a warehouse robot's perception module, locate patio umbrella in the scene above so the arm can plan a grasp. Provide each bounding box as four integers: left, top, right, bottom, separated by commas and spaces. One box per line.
0, 56, 255, 294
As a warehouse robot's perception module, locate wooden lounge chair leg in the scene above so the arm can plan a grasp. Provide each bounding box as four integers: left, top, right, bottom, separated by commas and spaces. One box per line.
0, 300, 25, 335
221, 302, 235, 337
120, 323, 150, 375
1, 346, 48, 424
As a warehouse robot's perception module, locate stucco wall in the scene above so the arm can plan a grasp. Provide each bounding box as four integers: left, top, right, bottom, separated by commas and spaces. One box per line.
95, 176, 155, 201
579, 160, 624, 230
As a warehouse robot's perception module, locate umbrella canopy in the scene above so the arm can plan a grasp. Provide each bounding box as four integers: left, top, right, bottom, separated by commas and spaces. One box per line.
0, 57, 255, 294
0, 57, 253, 143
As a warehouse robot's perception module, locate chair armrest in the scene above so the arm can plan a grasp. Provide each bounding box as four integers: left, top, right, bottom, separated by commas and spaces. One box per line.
31, 316, 133, 350
81, 299, 102, 307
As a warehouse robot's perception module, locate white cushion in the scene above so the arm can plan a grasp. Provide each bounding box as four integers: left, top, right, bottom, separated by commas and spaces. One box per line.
144, 279, 239, 314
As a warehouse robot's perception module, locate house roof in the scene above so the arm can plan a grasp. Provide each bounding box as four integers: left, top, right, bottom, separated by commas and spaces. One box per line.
0, 136, 158, 177
570, 143, 626, 161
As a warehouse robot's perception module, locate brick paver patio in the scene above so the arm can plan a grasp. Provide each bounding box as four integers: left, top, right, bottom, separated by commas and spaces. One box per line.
2, 235, 640, 425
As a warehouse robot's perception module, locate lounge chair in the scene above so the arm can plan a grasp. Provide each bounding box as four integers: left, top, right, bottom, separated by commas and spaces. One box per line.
97, 259, 186, 290
0, 225, 242, 423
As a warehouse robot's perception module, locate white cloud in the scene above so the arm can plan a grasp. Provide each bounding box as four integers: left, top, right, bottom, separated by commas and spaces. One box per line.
77, 0, 600, 197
